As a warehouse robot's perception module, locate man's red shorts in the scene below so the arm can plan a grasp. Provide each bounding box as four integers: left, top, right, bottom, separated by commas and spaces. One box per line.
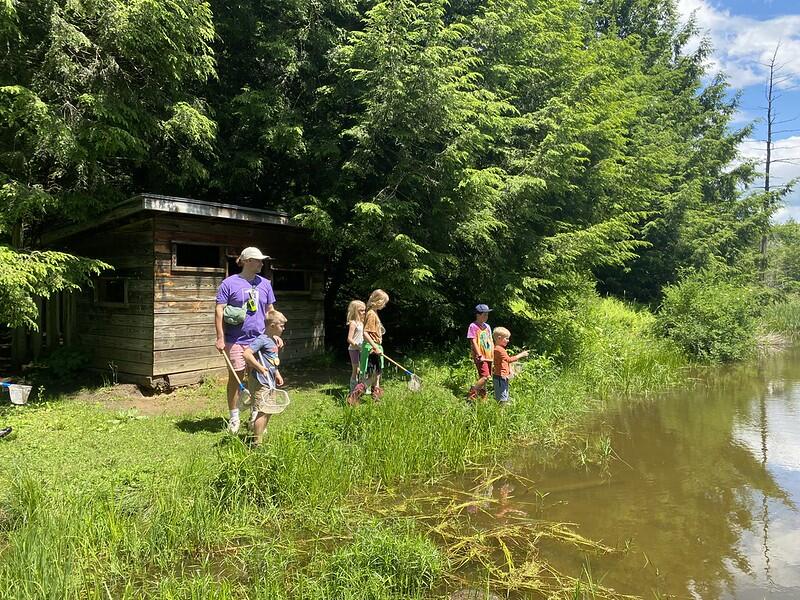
474, 358, 492, 378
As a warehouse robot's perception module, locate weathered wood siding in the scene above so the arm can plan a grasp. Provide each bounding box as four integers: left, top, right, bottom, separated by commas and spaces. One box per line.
67, 217, 155, 386
152, 214, 325, 387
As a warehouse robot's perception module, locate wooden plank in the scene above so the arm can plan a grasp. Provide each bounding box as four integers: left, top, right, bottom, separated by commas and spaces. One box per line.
154, 218, 321, 269
154, 333, 216, 351
153, 354, 226, 376
67, 231, 153, 253
151, 311, 320, 327
154, 300, 217, 314
98, 256, 155, 270
154, 313, 215, 326
63, 292, 76, 346
75, 313, 154, 328
85, 369, 156, 388
153, 338, 324, 375
87, 346, 153, 364
128, 279, 156, 292
154, 323, 214, 336
43, 211, 153, 245
46, 293, 61, 349
154, 288, 216, 302
155, 275, 221, 290
88, 357, 153, 376
11, 326, 28, 367
78, 322, 153, 340
154, 346, 220, 362
166, 366, 227, 387
80, 333, 154, 351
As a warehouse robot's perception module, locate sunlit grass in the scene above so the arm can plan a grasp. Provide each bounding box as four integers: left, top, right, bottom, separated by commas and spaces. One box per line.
0, 296, 693, 598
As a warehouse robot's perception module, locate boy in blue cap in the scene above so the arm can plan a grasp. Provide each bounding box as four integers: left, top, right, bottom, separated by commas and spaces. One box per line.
467, 303, 494, 401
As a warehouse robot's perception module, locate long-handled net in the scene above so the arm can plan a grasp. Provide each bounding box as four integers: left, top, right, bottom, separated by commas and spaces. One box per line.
383, 355, 422, 392
509, 361, 525, 379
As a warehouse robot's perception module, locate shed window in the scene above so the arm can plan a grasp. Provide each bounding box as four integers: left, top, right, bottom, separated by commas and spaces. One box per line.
173, 243, 223, 269
272, 269, 310, 292
94, 278, 128, 306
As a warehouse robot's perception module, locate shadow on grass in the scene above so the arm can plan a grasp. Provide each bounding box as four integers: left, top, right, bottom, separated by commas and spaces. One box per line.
175, 416, 226, 434
316, 384, 351, 407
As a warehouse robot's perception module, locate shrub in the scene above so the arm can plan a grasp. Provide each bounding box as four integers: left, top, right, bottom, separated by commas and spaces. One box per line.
35, 345, 91, 378
657, 270, 758, 362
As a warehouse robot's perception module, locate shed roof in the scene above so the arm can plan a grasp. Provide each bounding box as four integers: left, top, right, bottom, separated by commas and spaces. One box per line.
42, 194, 295, 244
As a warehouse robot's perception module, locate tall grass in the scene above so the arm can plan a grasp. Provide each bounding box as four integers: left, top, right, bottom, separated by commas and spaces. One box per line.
761, 296, 800, 337
0, 296, 690, 598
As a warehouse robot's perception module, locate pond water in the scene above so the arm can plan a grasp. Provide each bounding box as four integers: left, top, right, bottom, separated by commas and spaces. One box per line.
450, 347, 800, 599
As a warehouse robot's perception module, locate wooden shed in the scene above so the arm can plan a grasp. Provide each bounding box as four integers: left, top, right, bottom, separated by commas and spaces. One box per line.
31, 194, 325, 389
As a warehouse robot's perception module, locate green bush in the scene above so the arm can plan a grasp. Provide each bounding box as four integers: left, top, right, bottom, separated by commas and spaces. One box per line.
35, 345, 91, 379
657, 270, 758, 362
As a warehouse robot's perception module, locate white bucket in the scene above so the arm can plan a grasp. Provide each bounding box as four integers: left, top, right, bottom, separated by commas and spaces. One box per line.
7, 384, 32, 405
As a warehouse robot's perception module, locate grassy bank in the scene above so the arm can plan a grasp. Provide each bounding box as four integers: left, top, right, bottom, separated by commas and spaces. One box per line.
1, 297, 691, 599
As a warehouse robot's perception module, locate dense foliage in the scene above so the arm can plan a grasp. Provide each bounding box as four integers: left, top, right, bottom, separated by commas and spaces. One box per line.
0, 0, 784, 348
657, 269, 759, 362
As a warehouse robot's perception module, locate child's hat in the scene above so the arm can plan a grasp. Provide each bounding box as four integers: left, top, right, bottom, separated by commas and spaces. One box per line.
475, 303, 492, 313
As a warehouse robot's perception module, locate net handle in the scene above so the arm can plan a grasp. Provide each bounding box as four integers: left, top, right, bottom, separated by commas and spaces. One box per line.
382, 354, 416, 377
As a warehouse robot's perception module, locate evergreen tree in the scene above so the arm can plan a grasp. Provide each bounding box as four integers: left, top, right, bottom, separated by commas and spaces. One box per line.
0, 0, 216, 326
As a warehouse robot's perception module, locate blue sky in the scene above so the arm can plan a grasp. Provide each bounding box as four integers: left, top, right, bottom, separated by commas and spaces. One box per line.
677, 0, 800, 221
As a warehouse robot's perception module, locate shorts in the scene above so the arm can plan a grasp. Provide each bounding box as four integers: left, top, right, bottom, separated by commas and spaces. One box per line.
474, 358, 491, 379
360, 342, 383, 375
225, 343, 247, 371
493, 376, 509, 402
348, 348, 361, 367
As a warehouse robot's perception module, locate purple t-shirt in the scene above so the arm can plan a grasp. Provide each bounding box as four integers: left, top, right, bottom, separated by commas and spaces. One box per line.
216, 274, 276, 345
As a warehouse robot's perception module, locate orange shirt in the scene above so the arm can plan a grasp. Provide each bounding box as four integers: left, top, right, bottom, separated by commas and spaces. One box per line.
493, 346, 511, 377
363, 309, 383, 345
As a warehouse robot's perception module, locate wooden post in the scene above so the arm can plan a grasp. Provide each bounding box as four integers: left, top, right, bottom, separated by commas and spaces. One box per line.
63, 292, 76, 346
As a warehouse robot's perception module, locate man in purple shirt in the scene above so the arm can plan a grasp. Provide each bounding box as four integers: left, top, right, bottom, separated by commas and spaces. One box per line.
215, 247, 276, 433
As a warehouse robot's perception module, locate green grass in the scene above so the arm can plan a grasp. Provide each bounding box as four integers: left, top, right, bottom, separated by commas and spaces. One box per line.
0, 296, 690, 599
761, 295, 800, 337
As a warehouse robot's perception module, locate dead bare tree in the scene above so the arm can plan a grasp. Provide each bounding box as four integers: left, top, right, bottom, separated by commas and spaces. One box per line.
758, 43, 799, 276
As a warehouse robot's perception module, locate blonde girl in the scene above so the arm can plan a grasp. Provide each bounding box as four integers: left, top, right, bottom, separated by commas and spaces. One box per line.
348, 289, 389, 405
346, 300, 366, 391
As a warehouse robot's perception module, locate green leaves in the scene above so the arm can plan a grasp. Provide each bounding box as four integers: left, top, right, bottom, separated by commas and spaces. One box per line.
0, 245, 110, 329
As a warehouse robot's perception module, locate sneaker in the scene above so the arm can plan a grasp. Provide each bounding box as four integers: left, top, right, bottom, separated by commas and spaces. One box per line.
0, 427, 11, 439
347, 383, 366, 406
228, 416, 241, 434
467, 386, 479, 402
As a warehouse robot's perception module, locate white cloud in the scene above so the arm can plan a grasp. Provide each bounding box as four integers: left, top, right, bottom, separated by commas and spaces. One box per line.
739, 135, 800, 222
677, 0, 800, 89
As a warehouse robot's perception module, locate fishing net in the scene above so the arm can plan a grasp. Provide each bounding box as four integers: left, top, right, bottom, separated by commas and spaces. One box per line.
408, 374, 422, 392
253, 388, 290, 414
509, 361, 525, 379
238, 386, 253, 407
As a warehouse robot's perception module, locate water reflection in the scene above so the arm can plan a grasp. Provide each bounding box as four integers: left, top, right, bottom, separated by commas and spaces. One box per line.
456, 348, 800, 599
